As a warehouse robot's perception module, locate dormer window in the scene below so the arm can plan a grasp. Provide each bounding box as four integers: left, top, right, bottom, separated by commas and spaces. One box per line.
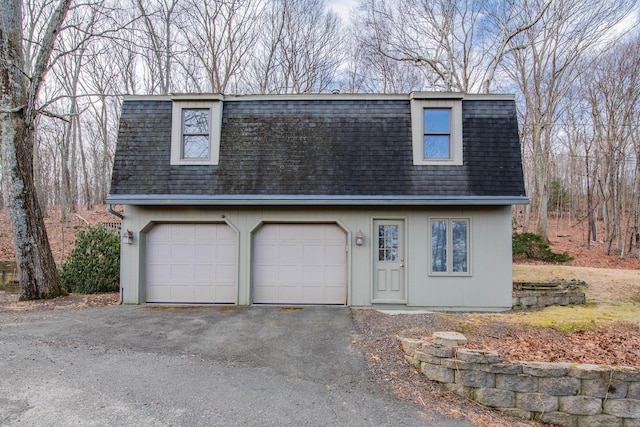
411, 93, 463, 166
171, 97, 222, 165
423, 108, 451, 159
182, 109, 210, 159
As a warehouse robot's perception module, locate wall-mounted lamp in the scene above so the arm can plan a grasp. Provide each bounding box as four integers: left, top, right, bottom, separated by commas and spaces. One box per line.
355, 230, 364, 246
122, 229, 134, 245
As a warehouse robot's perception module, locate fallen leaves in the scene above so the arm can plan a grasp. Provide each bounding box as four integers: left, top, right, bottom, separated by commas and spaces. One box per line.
459, 321, 640, 366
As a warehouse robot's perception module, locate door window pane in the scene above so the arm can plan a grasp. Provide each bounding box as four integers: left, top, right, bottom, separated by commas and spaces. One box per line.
378, 225, 399, 261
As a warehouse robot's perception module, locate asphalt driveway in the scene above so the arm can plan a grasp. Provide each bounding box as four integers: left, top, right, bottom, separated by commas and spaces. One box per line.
0, 305, 478, 426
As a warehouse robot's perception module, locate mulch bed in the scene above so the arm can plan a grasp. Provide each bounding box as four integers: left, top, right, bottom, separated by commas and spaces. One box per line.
459, 320, 640, 366
351, 310, 548, 427
350, 309, 640, 427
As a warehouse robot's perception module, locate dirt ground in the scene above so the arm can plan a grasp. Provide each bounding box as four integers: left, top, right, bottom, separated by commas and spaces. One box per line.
0, 205, 120, 262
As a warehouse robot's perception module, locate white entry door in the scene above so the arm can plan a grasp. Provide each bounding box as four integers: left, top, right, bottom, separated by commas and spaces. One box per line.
373, 219, 405, 302
253, 224, 347, 304
146, 223, 237, 303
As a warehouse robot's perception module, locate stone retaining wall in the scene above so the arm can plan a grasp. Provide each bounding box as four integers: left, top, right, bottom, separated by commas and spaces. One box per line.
400, 337, 640, 427
513, 279, 586, 310
0, 260, 18, 290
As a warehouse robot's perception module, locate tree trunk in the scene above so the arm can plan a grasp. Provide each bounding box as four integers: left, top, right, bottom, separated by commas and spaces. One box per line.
0, 0, 69, 300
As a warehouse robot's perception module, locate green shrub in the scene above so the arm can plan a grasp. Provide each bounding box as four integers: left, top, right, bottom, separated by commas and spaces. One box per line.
512, 232, 573, 263
60, 225, 120, 294
549, 178, 572, 212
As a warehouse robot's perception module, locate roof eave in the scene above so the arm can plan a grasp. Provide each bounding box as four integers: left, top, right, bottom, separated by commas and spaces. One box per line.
106, 194, 530, 206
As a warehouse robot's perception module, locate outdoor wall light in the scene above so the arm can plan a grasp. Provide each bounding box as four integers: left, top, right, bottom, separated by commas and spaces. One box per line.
122, 229, 134, 245
355, 230, 364, 246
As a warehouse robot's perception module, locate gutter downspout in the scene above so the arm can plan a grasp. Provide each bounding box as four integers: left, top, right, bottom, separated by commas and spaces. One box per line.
107, 203, 124, 220
107, 204, 125, 304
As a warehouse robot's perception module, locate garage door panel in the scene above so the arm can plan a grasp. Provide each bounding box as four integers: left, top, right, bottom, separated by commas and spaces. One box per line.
303, 245, 323, 262
170, 283, 192, 301
215, 285, 236, 302
193, 285, 215, 302
324, 245, 347, 263
253, 286, 277, 303
280, 244, 303, 262
170, 224, 195, 240
323, 286, 346, 303
253, 224, 347, 305
195, 225, 217, 240
147, 284, 170, 301
303, 265, 323, 282
194, 243, 216, 261
171, 264, 193, 281
324, 265, 346, 282
216, 225, 236, 240
146, 224, 237, 303
277, 285, 302, 303
302, 226, 325, 239
302, 286, 323, 302
216, 264, 236, 282
194, 264, 214, 282
148, 225, 172, 241
148, 243, 171, 260
171, 244, 194, 262
147, 263, 170, 282
279, 265, 301, 283
215, 244, 237, 262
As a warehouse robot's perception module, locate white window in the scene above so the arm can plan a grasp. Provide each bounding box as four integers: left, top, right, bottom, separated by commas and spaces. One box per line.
181, 109, 210, 159
411, 94, 463, 165
171, 99, 222, 165
429, 218, 470, 275
423, 109, 451, 159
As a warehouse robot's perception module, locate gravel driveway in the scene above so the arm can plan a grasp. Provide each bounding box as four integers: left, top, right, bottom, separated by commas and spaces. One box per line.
0, 304, 479, 426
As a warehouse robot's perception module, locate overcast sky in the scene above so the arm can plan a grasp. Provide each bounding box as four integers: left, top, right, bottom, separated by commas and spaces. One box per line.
326, 0, 358, 21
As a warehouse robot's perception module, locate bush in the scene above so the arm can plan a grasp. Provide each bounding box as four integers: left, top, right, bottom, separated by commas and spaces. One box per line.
60, 225, 120, 294
512, 232, 573, 263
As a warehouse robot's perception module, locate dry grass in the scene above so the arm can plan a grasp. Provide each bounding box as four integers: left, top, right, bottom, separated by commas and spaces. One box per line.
513, 263, 640, 303
509, 264, 640, 329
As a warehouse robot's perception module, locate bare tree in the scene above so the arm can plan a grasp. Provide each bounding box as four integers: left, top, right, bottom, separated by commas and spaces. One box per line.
176, 0, 263, 93
352, 0, 547, 93
505, 0, 635, 241
133, 0, 179, 94
0, 0, 70, 299
583, 36, 640, 256
249, 0, 344, 94
343, 11, 425, 93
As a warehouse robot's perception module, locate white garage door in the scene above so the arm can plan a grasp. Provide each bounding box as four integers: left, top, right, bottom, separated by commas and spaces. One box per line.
146, 224, 237, 303
253, 224, 347, 304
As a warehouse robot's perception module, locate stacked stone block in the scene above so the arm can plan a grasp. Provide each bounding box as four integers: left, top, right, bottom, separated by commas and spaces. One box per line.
512, 279, 587, 310
399, 335, 640, 427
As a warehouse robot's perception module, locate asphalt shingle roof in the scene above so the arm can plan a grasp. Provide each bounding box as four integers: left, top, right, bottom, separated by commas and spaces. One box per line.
109, 96, 526, 203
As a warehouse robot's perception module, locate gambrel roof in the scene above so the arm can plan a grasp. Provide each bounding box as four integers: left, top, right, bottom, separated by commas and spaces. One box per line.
107, 93, 527, 206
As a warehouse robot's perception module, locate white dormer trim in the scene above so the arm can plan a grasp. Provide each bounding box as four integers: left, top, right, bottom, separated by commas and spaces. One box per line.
410, 94, 463, 166
170, 100, 223, 165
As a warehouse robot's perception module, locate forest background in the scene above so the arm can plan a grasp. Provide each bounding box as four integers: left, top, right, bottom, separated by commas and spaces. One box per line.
1, 0, 640, 266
